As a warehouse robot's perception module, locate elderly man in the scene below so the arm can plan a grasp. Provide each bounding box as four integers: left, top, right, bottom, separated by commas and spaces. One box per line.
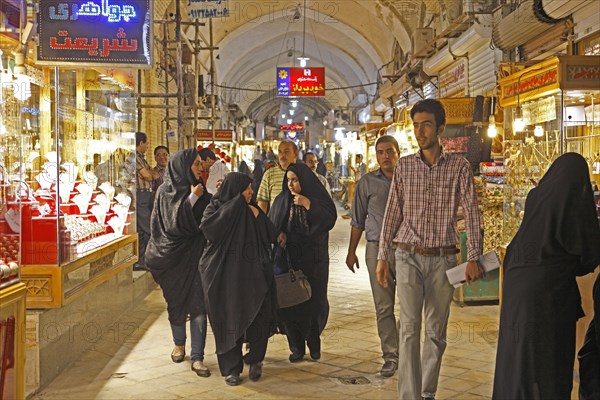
257, 140, 298, 213
303, 151, 331, 196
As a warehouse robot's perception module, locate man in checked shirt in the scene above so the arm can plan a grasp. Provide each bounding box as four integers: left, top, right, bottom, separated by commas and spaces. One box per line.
376, 99, 484, 400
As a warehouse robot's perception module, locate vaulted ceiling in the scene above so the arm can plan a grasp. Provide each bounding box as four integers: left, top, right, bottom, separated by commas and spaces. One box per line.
176, 0, 433, 122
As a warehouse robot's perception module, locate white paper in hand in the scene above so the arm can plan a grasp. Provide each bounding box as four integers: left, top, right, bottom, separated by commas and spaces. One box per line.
445, 250, 501, 288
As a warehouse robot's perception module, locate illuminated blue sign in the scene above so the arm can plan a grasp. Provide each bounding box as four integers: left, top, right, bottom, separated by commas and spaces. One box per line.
38, 0, 152, 66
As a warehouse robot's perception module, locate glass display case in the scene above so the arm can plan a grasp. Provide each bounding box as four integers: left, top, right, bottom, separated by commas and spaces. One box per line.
18, 68, 137, 266
498, 56, 600, 243
0, 66, 24, 289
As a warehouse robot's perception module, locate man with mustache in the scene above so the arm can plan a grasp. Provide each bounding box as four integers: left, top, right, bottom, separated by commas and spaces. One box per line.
257, 140, 298, 213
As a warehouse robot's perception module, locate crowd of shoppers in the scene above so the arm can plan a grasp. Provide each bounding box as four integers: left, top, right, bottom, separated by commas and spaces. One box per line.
135, 98, 599, 397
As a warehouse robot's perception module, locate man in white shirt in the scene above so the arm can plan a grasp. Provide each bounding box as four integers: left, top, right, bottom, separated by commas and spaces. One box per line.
199, 148, 230, 194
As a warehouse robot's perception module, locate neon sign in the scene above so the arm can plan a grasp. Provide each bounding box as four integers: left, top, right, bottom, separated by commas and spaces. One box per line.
38, 0, 152, 66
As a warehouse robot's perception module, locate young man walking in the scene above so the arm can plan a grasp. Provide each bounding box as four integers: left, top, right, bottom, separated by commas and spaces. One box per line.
376, 99, 483, 400
346, 136, 400, 377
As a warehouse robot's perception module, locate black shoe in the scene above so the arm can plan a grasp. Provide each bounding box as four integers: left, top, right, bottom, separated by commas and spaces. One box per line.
288, 352, 304, 363
422, 396, 435, 400
309, 350, 321, 360
225, 374, 241, 386
249, 362, 262, 381
380, 360, 398, 377
307, 338, 321, 360
133, 263, 148, 271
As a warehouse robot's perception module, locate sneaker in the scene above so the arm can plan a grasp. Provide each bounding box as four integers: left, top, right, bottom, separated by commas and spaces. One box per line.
380, 360, 398, 377
225, 374, 241, 386
249, 362, 262, 381
170, 345, 185, 363
191, 360, 210, 377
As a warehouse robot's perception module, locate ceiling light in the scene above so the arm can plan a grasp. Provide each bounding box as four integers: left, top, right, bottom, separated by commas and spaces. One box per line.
287, 118, 293, 124
297, 57, 309, 67
304, 116, 309, 121
289, 109, 295, 116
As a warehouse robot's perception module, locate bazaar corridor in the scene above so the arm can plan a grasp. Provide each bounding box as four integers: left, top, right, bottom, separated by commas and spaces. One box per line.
31, 206, 581, 400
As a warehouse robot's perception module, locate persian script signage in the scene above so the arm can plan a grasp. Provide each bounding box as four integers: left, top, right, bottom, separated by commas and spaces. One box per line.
187, 0, 229, 19
559, 55, 600, 91
277, 67, 326, 97
37, 0, 152, 67
196, 129, 235, 141
439, 60, 467, 98
502, 69, 559, 100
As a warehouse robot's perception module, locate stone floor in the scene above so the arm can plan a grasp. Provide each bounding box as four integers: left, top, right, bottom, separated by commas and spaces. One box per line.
30, 210, 578, 399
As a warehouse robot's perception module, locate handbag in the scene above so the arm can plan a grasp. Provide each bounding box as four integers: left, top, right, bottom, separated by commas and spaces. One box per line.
273, 247, 312, 308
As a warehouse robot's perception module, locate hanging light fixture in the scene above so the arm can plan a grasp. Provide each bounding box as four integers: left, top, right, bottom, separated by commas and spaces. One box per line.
487, 96, 497, 138
297, 0, 310, 67
534, 125, 544, 137
513, 105, 525, 132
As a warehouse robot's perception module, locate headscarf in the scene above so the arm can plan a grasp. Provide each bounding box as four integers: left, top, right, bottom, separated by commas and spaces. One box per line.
238, 160, 252, 177
269, 163, 336, 236
505, 152, 600, 273
252, 159, 264, 183
199, 172, 277, 354
145, 148, 211, 325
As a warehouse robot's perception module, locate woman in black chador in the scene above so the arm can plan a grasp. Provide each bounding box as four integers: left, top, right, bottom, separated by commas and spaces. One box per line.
145, 149, 212, 377
269, 163, 337, 362
199, 172, 277, 386
493, 153, 600, 400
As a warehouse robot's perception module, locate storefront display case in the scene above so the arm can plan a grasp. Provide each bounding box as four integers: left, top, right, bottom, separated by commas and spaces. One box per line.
0, 50, 28, 400
498, 55, 600, 243
15, 67, 139, 308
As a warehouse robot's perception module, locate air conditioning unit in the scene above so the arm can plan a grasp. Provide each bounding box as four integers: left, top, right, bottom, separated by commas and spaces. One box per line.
412, 28, 435, 58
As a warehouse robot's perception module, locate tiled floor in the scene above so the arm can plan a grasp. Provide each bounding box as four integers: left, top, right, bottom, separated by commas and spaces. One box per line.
31, 211, 534, 399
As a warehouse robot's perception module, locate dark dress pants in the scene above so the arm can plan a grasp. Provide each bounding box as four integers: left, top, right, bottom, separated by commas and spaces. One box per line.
136, 190, 153, 265
217, 296, 272, 376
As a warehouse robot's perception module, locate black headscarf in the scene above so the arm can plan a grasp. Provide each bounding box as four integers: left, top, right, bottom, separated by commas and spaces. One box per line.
145, 148, 212, 325
238, 160, 252, 177
199, 172, 277, 354
505, 152, 600, 273
269, 163, 336, 236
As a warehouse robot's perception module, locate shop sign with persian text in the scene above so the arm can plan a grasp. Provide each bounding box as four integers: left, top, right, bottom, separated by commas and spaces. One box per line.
188, 0, 229, 19
196, 129, 235, 141
277, 67, 326, 97
37, 0, 152, 67
502, 69, 558, 99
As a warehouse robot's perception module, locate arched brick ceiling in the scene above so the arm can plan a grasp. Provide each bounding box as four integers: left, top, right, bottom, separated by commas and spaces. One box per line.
181, 0, 419, 120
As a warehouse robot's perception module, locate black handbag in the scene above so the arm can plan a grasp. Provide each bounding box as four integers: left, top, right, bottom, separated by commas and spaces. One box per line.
273, 247, 312, 308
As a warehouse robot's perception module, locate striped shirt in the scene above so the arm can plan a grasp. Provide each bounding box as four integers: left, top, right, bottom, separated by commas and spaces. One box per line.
257, 165, 286, 206
378, 150, 481, 262
152, 165, 166, 191
136, 151, 153, 191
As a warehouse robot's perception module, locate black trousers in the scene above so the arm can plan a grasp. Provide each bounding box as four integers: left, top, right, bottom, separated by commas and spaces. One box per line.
217, 296, 272, 376
136, 190, 153, 265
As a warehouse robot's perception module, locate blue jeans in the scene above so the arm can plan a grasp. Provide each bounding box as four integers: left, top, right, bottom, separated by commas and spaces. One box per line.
170, 314, 207, 362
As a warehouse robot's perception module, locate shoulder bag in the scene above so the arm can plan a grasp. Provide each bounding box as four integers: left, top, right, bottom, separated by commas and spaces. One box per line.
273, 247, 312, 308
